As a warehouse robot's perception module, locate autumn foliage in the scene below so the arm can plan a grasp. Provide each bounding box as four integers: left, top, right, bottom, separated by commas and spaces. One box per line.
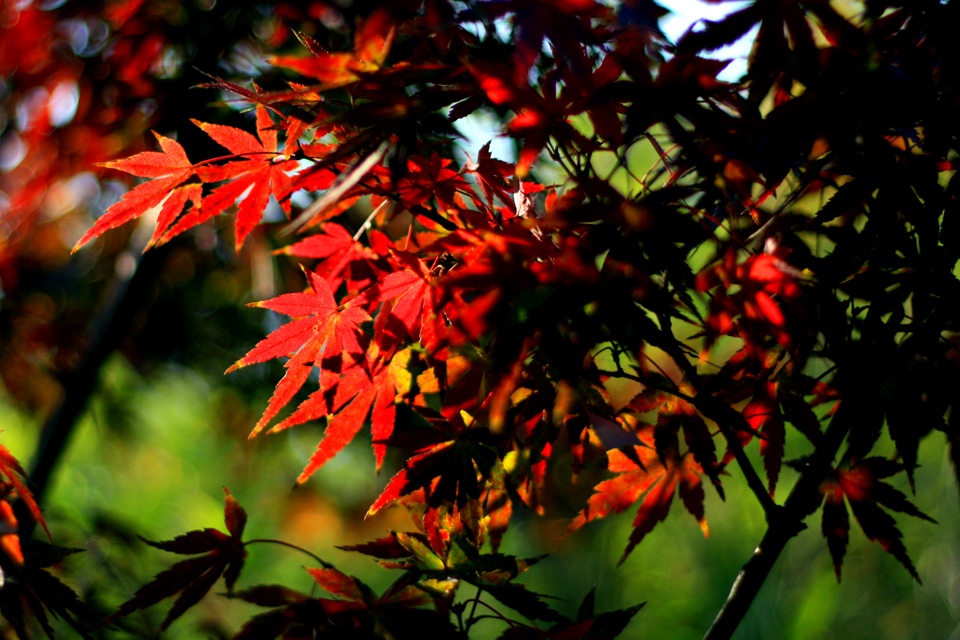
3, 0, 960, 638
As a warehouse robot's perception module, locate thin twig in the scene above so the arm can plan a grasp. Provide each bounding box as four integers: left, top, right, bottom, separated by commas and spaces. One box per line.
353, 200, 389, 240
464, 593, 526, 633
244, 538, 332, 568
594, 368, 694, 403
283, 141, 388, 234
467, 585, 483, 629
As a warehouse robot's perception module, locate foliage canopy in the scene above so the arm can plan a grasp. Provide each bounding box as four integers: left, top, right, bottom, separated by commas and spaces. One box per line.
2, 0, 960, 638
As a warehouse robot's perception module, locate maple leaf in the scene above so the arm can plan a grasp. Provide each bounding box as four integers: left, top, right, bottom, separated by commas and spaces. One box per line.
228, 267, 371, 437
278, 222, 387, 293
306, 565, 378, 604
777, 377, 824, 446
568, 422, 710, 564
466, 60, 550, 177
0, 444, 50, 542
349, 528, 562, 624
696, 247, 804, 356
108, 488, 248, 631
464, 141, 516, 213
0, 540, 90, 639
819, 458, 934, 582
740, 381, 785, 496
468, 39, 625, 176
232, 565, 458, 640
564, 586, 645, 640
269, 9, 396, 85
393, 153, 473, 215
170, 106, 299, 251
367, 425, 498, 517
365, 250, 444, 352
273, 349, 411, 481
74, 132, 197, 251
0, 499, 21, 567
627, 388, 723, 496
0, 448, 85, 637
495, 586, 644, 640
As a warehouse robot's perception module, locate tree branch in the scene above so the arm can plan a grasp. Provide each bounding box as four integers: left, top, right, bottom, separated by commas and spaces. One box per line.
29, 236, 169, 503
702, 399, 853, 640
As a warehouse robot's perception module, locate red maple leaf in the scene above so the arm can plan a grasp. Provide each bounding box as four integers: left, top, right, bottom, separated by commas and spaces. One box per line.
280, 352, 406, 481
171, 106, 299, 250
0, 444, 51, 567
393, 153, 473, 214
367, 423, 497, 517
464, 141, 516, 213
267, 346, 423, 481
568, 423, 710, 564
739, 381, 785, 496
269, 9, 396, 85
819, 458, 934, 581
627, 388, 723, 495
108, 488, 248, 631
74, 132, 198, 251
695, 247, 805, 357
0, 444, 49, 540
228, 267, 370, 437
279, 222, 387, 293
366, 250, 444, 353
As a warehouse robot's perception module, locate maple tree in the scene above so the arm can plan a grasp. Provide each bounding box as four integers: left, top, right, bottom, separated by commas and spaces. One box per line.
2, 0, 960, 638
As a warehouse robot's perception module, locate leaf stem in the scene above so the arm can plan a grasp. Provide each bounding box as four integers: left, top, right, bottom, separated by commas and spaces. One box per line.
464, 593, 526, 633
455, 604, 466, 635
353, 200, 389, 240
594, 368, 694, 402
466, 585, 483, 630
243, 538, 332, 568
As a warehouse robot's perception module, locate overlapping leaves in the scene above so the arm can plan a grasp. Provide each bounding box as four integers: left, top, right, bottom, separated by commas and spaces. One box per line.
68, 1, 960, 638
232, 563, 458, 640
569, 414, 714, 564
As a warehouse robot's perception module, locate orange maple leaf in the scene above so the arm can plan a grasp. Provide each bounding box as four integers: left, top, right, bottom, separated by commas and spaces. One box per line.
74, 132, 198, 251
568, 424, 709, 564
269, 10, 396, 85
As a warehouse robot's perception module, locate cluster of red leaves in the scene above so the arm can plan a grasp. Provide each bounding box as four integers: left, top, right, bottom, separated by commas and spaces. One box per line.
695, 245, 804, 355
72, 105, 301, 252
60, 3, 669, 631
44, 0, 960, 636
81, 0, 953, 580
568, 415, 712, 565
0, 445, 49, 570
0, 444, 90, 638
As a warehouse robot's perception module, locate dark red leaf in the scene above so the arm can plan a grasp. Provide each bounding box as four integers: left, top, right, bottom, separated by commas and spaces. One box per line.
109, 490, 249, 629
